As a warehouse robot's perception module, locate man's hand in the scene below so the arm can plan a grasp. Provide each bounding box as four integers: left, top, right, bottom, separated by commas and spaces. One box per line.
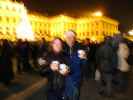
78, 50, 87, 59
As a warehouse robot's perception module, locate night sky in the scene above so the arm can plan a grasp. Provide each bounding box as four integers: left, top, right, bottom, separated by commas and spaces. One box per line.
22, 0, 133, 32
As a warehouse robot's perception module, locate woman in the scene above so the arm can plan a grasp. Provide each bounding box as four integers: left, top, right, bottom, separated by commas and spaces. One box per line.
39, 38, 69, 100
117, 42, 130, 91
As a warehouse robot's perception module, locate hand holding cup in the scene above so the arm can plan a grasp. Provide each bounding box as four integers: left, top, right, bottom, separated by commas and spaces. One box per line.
59, 64, 70, 76
78, 50, 87, 59
50, 61, 59, 71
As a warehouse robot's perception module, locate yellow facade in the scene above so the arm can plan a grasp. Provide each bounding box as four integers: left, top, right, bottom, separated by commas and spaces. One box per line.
48, 15, 119, 42
0, 0, 24, 41
0, 0, 119, 42
28, 13, 51, 41
49, 15, 77, 40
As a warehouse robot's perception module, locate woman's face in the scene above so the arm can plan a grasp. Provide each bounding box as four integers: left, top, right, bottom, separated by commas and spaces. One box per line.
52, 39, 62, 53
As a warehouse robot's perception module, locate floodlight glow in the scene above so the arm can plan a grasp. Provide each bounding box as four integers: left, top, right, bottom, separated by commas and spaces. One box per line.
93, 11, 103, 17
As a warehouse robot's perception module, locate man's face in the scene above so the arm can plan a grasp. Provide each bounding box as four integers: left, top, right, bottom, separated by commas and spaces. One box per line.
65, 35, 75, 47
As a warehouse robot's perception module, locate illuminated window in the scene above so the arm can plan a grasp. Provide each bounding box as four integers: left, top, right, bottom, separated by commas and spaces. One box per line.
13, 28, 16, 34
0, 5, 2, 9
13, 18, 16, 23
19, 8, 21, 12
87, 32, 90, 36
39, 23, 41, 27
0, 17, 2, 22
0, 27, 2, 33
6, 27, 9, 31
30, 22, 32, 25
12, 7, 16, 11
6, 5, 9, 10
83, 32, 85, 36
6, 32, 10, 35
96, 31, 99, 35
40, 30, 42, 34
87, 24, 89, 27
6, 17, 9, 22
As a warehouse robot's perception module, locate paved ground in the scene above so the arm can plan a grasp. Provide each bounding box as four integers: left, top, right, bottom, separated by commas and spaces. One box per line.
79, 68, 133, 100
0, 72, 43, 100
27, 70, 133, 100
80, 79, 133, 100
0, 69, 133, 100
28, 67, 133, 100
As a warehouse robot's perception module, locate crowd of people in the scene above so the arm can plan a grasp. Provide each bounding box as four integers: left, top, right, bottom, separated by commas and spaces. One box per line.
0, 30, 132, 100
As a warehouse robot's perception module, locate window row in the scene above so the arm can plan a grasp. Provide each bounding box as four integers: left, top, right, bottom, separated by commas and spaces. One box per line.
0, 16, 19, 24
0, 4, 22, 12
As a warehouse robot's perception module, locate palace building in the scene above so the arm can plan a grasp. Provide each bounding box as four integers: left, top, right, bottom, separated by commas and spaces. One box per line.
0, 0, 119, 42
0, 0, 24, 41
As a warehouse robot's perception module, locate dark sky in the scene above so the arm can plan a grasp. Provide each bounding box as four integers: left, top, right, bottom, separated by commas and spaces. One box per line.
23, 0, 133, 32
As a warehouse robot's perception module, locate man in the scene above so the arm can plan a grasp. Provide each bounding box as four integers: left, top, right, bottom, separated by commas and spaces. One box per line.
95, 37, 118, 97
16, 40, 31, 73
38, 38, 48, 56
0, 39, 14, 85
63, 30, 87, 100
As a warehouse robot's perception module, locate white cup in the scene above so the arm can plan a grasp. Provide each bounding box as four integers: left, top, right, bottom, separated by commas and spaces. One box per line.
59, 64, 69, 75
78, 50, 86, 59
52, 61, 60, 65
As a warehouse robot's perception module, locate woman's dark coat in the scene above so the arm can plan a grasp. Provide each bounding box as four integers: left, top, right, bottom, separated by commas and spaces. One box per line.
40, 52, 69, 100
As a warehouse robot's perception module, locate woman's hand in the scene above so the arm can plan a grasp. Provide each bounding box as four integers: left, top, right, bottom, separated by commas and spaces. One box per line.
50, 61, 60, 71
38, 58, 47, 66
59, 64, 70, 76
